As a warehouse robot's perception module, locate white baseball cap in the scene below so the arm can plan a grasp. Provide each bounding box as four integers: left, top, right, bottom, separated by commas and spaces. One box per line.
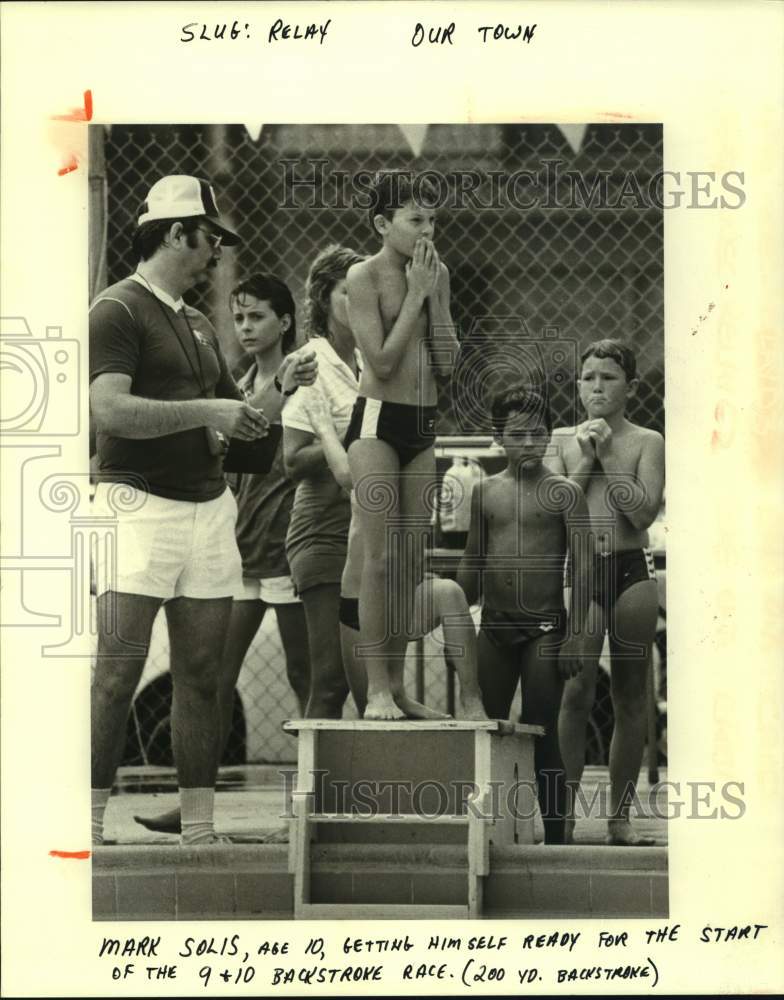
137, 175, 240, 246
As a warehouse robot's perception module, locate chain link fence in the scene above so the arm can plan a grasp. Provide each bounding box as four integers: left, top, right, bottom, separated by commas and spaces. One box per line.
92, 122, 665, 766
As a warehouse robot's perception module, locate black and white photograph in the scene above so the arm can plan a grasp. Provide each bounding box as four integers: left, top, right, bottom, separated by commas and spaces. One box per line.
86, 121, 668, 921
1, 2, 782, 996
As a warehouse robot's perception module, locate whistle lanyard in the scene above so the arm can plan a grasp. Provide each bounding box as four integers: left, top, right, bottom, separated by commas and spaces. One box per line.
138, 275, 208, 396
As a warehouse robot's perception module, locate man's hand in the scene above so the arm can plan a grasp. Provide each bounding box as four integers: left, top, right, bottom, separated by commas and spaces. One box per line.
278, 348, 318, 395
207, 399, 268, 440
405, 237, 439, 302
558, 633, 584, 679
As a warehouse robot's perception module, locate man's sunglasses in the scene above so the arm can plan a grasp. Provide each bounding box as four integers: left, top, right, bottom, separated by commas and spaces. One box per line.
197, 226, 223, 250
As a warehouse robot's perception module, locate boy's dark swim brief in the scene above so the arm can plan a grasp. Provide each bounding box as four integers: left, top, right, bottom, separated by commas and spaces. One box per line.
565, 547, 657, 611
479, 606, 566, 649
344, 396, 436, 468
590, 548, 656, 612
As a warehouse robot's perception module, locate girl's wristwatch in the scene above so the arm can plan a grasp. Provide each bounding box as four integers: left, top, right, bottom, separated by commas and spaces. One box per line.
274, 375, 298, 397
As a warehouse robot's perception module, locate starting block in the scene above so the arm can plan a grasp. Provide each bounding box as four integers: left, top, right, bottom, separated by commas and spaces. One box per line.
283, 718, 543, 919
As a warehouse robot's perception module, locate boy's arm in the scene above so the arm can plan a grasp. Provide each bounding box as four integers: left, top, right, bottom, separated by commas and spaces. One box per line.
596, 428, 664, 531
427, 262, 460, 377
564, 482, 594, 637
560, 480, 594, 678
346, 248, 434, 381
456, 481, 486, 606
547, 429, 569, 475
556, 425, 597, 493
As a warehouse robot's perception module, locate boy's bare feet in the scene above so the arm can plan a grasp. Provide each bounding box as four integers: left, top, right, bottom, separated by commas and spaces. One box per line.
363, 691, 453, 720
393, 694, 451, 720
458, 694, 488, 721
134, 805, 181, 834
364, 691, 406, 720
606, 818, 656, 846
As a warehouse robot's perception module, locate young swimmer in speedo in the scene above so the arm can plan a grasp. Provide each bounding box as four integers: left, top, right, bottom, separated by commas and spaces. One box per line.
457, 385, 593, 845
345, 171, 460, 720
302, 390, 488, 721
550, 339, 665, 846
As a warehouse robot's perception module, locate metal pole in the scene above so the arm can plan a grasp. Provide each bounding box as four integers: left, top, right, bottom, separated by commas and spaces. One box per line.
646, 658, 659, 785
415, 638, 425, 704
88, 125, 108, 301
206, 124, 237, 357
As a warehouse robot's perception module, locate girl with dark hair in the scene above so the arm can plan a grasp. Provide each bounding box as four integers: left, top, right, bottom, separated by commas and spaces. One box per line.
224, 274, 315, 723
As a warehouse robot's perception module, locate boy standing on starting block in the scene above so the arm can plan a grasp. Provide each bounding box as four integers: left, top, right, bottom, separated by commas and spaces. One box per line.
301, 389, 487, 721
458, 385, 593, 845
345, 171, 460, 719
551, 339, 665, 846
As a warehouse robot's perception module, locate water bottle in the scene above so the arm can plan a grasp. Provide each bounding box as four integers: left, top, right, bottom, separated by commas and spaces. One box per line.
440, 457, 482, 542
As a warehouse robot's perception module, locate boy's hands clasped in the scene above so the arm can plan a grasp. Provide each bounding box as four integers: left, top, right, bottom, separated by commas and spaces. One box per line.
405, 237, 440, 301
576, 417, 613, 461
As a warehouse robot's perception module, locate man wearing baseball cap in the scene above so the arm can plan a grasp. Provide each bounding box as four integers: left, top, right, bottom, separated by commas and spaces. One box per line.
89, 175, 267, 846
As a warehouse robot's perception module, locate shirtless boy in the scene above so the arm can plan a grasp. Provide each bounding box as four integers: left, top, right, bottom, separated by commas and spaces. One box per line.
345, 171, 460, 719
302, 389, 487, 721
458, 386, 592, 845
551, 339, 665, 846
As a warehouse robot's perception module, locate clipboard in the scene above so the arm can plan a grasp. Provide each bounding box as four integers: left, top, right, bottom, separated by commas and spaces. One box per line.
222, 423, 283, 474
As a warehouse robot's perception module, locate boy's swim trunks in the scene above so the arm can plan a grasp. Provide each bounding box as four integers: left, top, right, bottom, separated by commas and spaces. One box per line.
344, 396, 437, 468
591, 547, 656, 612
479, 605, 566, 649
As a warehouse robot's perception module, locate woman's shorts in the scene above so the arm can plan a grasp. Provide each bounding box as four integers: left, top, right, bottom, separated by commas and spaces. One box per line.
287, 548, 347, 595
238, 575, 301, 604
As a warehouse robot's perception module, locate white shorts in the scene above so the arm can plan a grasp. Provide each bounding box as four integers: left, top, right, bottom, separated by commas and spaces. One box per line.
92, 483, 243, 601
238, 575, 300, 605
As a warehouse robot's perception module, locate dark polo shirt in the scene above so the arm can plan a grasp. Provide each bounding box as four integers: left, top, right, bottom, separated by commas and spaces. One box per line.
89, 276, 241, 502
